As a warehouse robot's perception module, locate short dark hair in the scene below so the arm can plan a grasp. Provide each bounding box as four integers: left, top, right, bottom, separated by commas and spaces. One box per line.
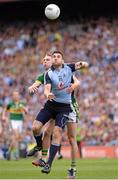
52, 51, 63, 57
45, 53, 52, 57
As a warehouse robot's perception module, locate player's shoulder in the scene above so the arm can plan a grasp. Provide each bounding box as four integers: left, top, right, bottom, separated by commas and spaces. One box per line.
37, 73, 44, 78
45, 68, 53, 75
6, 100, 14, 108
47, 68, 52, 73
65, 63, 75, 72
44, 68, 53, 82
64, 63, 74, 69
65, 63, 74, 66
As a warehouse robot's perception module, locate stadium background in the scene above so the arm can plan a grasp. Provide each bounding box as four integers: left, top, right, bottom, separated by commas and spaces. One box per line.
0, 0, 118, 20
0, 0, 118, 172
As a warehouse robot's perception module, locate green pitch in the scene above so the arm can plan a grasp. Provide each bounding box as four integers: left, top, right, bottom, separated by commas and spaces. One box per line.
0, 158, 118, 179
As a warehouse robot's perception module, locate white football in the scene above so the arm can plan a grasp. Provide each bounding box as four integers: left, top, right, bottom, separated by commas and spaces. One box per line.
45, 4, 60, 20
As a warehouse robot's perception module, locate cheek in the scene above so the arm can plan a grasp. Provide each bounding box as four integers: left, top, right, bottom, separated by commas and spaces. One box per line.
59, 59, 63, 63
48, 62, 51, 65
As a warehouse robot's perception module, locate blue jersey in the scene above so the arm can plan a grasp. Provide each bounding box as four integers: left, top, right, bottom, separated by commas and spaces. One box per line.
45, 63, 75, 104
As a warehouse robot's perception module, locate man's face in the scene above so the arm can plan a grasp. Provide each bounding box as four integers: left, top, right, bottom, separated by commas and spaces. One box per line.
43, 55, 53, 70
52, 53, 63, 67
13, 91, 20, 101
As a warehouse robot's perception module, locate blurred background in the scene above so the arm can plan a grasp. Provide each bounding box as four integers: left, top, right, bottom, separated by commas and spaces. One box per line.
0, 0, 118, 160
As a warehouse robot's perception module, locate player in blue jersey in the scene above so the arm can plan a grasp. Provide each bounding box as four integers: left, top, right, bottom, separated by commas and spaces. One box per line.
29, 53, 80, 178
41, 51, 88, 176
31, 51, 88, 177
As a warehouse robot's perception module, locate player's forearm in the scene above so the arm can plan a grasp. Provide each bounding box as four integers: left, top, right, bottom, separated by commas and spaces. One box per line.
28, 81, 41, 94
2, 108, 7, 119
32, 81, 41, 87
71, 81, 80, 91
72, 75, 80, 90
23, 107, 28, 114
44, 84, 51, 98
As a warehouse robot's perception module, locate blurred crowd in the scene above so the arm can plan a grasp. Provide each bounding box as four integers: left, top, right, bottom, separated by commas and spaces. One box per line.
0, 17, 118, 159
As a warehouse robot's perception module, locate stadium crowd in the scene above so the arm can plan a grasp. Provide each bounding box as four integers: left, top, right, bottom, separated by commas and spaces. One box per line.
0, 17, 118, 159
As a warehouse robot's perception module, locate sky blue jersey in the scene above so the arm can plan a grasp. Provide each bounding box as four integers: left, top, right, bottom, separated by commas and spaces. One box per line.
45, 63, 75, 104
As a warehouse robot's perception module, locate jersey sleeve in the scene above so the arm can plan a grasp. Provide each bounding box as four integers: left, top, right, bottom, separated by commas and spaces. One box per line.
35, 74, 44, 84
6, 103, 11, 110
44, 72, 52, 84
67, 64, 76, 72
20, 102, 25, 107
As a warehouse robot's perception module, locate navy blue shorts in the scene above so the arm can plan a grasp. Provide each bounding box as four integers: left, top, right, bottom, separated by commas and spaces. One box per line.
36, 100, 72, 128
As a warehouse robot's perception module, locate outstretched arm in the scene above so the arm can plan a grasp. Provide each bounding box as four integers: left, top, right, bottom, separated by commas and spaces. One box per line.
75, 61, 89, 70
28, 73, 44, 94
28, 81, 41, 94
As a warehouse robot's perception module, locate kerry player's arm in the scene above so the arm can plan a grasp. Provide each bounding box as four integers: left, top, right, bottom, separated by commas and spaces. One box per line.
28, 74, 44, 94
19, 102, 28, 114
75, 60, 89, 70
67, 75, 80, 93
68, 61, 89, 72
28, 81, 41, 94
71, 75, 80, 90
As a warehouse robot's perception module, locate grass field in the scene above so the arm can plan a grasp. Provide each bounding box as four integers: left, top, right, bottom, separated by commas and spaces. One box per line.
0, 158, 118, 179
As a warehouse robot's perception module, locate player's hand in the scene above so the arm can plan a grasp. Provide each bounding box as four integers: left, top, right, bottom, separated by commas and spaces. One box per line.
2, 116, 7, 122
28, 85, 38, 94
81, 61, 88, 68
47, 93, 55, 101
76, 61, 89, 69
66, 84, 74, 93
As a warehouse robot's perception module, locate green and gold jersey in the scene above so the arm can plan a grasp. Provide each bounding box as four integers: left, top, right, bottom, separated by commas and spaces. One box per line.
7, 101, 25, 121
35, 73, 44, 85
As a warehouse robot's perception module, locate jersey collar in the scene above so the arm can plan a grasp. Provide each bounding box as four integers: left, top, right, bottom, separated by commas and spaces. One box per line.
51, 64, 64, 71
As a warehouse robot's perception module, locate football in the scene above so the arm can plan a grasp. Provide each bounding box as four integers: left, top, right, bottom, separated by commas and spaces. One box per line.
45, 4, 60, 20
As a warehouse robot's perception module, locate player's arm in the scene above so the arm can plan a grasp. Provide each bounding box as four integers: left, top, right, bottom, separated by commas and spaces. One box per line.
75, 60, 89, 70
71, 75, 80, 90
28, 74, 44, 94
67, 75, 80, 93
28, 81, 41, 94
20, 103, 29, 114
67, 61, 89, 72
44, 72, 55, 101
2, 106, 7, 121
44, 84, 55, 101
2, 106, 9, 122
23, 107, 28, 114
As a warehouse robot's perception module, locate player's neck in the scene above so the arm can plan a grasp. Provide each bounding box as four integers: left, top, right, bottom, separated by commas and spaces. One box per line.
54, 64, 63, 70
14, 100, 19, 103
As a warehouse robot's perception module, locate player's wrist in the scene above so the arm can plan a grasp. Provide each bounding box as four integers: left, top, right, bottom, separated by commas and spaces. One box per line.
44, 92, 50, 98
